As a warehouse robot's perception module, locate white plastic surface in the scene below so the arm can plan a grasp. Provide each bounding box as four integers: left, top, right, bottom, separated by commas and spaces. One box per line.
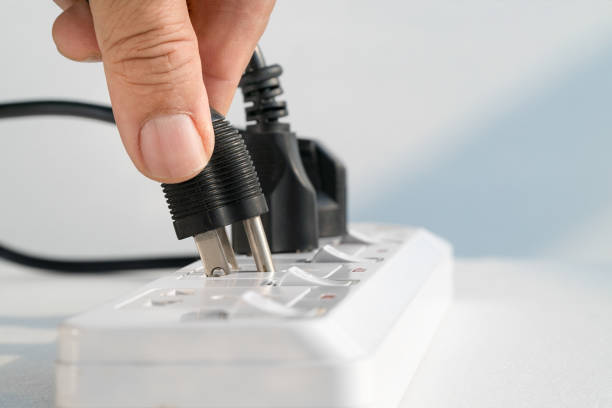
56, 224, 453, 408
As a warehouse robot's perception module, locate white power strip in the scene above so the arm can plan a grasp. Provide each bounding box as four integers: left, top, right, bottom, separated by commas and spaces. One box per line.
56, 224, 453, 408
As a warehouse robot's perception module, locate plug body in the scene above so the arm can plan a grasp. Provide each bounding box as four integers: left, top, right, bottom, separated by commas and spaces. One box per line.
232, 122, 319, 254
162, 110, 274, 276
298, 138, 347, 238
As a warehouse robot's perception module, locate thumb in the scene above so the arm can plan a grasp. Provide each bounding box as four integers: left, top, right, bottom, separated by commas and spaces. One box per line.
89, 0, 213, 183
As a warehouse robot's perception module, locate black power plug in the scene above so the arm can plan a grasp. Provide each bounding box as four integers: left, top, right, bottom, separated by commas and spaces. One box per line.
232, 47, 347, 254
231, 48, 318, 254
298, 139, 347, 238
162, 109, 274, 276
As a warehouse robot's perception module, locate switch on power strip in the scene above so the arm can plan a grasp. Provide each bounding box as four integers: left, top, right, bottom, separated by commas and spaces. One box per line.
56, 223, 452, 408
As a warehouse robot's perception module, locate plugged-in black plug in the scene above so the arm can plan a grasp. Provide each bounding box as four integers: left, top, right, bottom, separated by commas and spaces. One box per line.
298, 138, 347, 238
232, 48, 320, 254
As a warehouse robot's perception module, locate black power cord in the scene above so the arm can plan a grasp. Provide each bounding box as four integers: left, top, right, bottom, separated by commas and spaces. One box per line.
0, 242, 196, 274
0, 100, 197, 273
0, 100, 115, 123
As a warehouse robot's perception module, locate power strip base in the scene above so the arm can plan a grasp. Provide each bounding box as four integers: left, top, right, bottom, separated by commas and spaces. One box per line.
56, 223, 453, 408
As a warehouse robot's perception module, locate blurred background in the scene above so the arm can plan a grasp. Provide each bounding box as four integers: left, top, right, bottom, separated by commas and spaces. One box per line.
1, 1, 612, 263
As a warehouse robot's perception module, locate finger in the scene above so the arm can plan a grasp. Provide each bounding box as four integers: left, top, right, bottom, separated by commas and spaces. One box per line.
189, 0, 275, 114
52, 0, 101, 62
89, 0, 213, 183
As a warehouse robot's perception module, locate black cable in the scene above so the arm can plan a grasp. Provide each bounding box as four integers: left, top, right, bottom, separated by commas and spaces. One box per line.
0, 100, 115, 123
0, 243, 196, 274
248, 45, 267, 70
0, 99, 199, 273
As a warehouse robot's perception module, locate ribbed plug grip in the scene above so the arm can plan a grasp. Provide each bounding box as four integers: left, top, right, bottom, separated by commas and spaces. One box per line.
162, 110, 268, 239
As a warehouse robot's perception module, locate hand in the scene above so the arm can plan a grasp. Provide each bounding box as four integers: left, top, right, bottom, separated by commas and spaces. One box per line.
52, 0, 275, 183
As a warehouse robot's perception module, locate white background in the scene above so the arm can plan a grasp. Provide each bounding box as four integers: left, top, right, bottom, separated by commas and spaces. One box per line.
2, 1, 612, 261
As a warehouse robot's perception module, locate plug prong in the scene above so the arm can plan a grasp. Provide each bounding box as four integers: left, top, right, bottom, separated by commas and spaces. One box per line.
194, 230, 232, 277
243, 216, 275, 274
217, 228, 238, 269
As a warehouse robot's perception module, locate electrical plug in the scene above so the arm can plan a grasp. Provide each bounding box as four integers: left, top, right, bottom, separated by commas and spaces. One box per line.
232, 47, 347, 254
162, 109, 274, 276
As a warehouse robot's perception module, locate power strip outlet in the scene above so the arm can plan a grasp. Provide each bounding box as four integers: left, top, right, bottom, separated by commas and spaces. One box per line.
56, 224, 453, 408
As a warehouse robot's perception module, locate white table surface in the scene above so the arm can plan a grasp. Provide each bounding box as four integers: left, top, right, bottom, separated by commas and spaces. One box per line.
1, 258, 611, 408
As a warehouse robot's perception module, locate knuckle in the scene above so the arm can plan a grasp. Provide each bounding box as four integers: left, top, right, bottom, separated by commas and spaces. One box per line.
103, 21, 198, 90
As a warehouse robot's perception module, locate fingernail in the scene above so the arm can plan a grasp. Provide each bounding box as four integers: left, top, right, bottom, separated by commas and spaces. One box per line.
53, 0, 76, 10
82, 54, 102, 62
54, 43, 100, 63
140, 114, 208, 181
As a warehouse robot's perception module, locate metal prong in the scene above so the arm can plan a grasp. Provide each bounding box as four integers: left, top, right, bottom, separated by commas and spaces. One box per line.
242, 216, 275, 274
194, 230, 232, 277
216, 227, 238, 269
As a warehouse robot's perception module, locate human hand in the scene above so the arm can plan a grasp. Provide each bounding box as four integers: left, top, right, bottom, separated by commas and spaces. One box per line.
52, 0, 275, 182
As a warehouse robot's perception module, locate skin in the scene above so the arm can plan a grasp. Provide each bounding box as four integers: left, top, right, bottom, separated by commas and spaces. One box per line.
51, 0, 276, 183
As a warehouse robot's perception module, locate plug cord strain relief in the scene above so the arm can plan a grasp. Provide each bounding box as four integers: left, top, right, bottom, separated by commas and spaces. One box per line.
240, 62, 288, 124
